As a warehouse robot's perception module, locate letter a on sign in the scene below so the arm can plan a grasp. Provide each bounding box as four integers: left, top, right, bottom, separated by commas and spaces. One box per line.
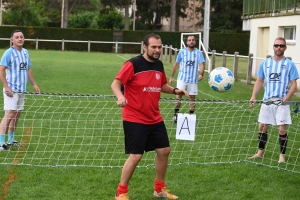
176, 113, 196, 141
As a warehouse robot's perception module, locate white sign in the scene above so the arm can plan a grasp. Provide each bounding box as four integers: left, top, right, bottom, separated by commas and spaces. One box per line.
175, 113, 196, 141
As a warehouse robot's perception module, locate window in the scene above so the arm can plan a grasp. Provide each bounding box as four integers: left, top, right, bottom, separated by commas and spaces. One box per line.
284, 27, 296, 44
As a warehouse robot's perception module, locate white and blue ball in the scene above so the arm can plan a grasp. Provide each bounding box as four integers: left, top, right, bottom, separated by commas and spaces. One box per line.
208, 67, 234, 92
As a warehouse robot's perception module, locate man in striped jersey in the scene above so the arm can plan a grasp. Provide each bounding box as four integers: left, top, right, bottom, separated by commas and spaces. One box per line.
249, 37, 299, 163
169, 36, 205, 123
0, 30, 40, 151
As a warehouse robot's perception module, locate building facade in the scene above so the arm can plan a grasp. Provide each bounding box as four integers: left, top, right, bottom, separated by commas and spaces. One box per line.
242, 0, 300, 87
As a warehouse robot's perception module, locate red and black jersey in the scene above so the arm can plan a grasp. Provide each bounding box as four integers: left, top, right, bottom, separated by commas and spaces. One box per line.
115, 55, 167, 124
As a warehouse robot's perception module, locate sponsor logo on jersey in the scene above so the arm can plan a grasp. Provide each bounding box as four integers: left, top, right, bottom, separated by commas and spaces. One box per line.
143, 87, 161, 92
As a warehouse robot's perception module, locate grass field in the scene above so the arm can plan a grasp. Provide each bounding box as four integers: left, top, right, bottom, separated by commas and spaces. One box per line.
0, 50, 300, 200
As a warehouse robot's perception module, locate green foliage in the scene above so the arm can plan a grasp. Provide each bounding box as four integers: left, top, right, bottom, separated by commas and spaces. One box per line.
210, 0, 243, 33
68, 12, 98, 28
3, 0, 49, 26
97, 9, 124, 30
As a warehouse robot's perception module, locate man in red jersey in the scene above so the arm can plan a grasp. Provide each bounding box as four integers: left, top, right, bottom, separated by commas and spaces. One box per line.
111, 33, 188, 200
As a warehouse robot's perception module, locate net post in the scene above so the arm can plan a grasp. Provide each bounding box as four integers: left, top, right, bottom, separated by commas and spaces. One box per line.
222, 51, 227, 67
211, 50, 216, 71
247, 53, 253, 84
169, 45, 173, 63
233, 52, 239, 81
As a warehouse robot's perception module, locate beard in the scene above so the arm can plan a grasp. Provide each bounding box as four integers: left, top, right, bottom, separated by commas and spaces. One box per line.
275, 50, 284, 57
188, 43, 195, 49
147, 52, 160, 61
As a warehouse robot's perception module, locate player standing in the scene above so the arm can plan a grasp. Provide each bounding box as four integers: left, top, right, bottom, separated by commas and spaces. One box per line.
0, 30, 40, 151
249, 37, 299, 163
111, 33, 189, 200
169, 36, 205, 123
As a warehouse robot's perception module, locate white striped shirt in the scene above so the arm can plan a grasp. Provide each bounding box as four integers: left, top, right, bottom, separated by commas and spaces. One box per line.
257, 57, 299, 100
176, 48, 205, 83
0, 46, 32, 92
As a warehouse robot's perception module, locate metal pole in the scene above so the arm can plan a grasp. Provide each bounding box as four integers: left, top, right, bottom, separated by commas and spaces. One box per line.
61, 0, 64, 28
0, 0, 2, 26
133, 0, 136, 30
203, 0, 210, 52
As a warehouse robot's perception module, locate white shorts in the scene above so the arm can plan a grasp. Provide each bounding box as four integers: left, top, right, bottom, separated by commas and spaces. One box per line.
176, 80, 198, 95
3, 91, 25, 111
258, 103, 291, 126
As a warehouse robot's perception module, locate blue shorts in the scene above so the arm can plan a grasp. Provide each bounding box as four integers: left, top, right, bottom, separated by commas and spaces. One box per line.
123, 121, 170, 154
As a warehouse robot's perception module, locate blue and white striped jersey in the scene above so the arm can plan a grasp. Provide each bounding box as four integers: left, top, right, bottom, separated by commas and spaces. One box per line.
257, 57, 299, 100
176, 48, 205, 83
0, 46, 32, 92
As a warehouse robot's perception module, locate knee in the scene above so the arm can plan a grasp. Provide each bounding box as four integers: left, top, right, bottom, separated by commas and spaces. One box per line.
157, 147, 171, 157
129, 154, 143, 163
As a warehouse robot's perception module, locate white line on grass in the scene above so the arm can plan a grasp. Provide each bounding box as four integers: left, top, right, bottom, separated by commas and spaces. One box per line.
117, 54, 130, 60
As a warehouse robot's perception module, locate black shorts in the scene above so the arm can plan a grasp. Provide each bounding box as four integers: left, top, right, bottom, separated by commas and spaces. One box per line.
123, 121, 170, 154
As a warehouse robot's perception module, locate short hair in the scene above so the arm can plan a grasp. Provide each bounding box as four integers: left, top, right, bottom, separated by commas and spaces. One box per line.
143, 33, 161, 46
11, 30, 23, 38
274, 37, 286, 44
186, 35, 196, 42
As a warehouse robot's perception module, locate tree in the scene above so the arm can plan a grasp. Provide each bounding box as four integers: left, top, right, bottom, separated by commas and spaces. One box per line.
100, 0, 132, 30
208, 0, 243, 33
170, 0, 176, 31
97, 9, 123, 30
3, 0, 49, 26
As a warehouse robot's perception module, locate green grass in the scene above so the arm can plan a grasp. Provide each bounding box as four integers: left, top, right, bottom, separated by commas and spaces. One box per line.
0, 50, 300, 200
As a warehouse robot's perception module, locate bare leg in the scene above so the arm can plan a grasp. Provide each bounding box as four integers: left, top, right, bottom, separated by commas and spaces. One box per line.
278, 125, 288, 163
189, 95, 196, 113
155, 147, 170, 181
119, 154, 143, 185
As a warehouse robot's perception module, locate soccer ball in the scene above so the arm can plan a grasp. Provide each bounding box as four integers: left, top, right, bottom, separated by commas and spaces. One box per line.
208, 67, 234, 92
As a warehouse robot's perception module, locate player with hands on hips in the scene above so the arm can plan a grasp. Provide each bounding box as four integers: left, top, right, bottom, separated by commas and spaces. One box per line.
249, 37, 299, 163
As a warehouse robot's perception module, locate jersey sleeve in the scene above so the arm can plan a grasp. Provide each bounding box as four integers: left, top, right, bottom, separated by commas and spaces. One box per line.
176, 49, 184, 63
198, 51, 205, 63
115, 61, 135, 85
26, 49, 32, 67
257, 60, 266, 79
289, 62, 300, 80
0, 49, 11, 68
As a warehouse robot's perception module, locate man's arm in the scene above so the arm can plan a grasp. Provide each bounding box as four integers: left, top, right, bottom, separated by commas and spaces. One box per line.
28, 68, 40, 93
111, 79, 127, 107
250, 77, 264, 108
198, 62, 205, 81
283, 79, 297, 101
169, 62, 179, 85
161, 84, 189, 97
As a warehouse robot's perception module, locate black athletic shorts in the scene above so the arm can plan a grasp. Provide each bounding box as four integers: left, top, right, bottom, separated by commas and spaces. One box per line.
122, 121, 170, 154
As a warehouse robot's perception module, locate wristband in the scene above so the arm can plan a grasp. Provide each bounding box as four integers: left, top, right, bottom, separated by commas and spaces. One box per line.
173, 88, 178, 94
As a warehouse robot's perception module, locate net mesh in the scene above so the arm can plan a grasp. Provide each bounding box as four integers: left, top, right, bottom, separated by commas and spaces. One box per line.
0, 94, 299, 173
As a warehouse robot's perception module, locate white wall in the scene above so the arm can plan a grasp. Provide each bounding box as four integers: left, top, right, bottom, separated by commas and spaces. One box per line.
245, 15, 300, 88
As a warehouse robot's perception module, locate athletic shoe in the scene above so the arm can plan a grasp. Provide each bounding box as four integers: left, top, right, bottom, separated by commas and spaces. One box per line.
154, 188, 178, 199
0, 144, 9, 151
115, 193, 129, 200
172, 115, 177, 123
7, 141, 20, 147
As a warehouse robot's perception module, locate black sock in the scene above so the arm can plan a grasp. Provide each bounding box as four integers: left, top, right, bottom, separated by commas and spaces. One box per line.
174, 109, 179, 116
279, 133, 288, 154
189, 110, 194, 114
258, 132, 268, 150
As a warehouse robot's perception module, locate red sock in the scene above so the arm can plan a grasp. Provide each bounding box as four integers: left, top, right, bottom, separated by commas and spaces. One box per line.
154, 179, 165, 193
117, 183, 128, 196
